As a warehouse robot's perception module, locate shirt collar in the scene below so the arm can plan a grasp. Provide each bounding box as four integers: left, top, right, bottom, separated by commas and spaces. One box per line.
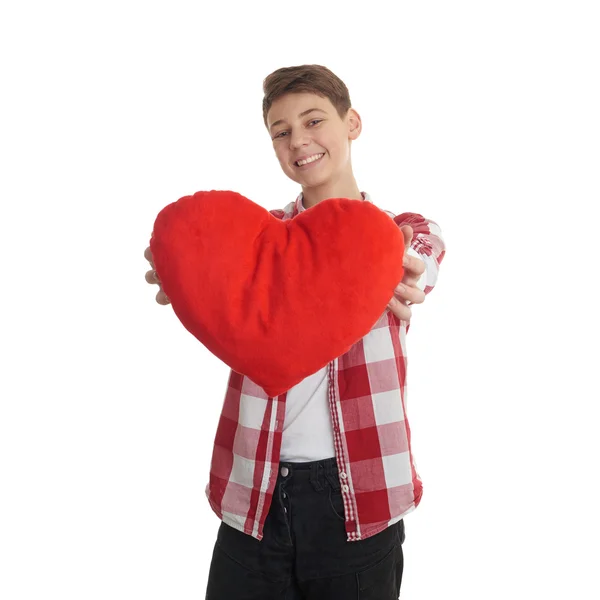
295, 191, 371, 214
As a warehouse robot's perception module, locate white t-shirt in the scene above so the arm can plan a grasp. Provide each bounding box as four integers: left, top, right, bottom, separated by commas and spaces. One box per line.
279, 363, 335, 462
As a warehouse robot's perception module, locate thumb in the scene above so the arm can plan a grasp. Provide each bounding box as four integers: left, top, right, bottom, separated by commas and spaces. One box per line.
400, 225, 413, 251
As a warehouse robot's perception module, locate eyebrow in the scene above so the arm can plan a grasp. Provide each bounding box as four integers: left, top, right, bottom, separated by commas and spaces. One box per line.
269, 108, 328, 131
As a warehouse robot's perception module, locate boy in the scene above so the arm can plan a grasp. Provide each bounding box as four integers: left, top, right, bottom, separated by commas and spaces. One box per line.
144, 64, 445, 599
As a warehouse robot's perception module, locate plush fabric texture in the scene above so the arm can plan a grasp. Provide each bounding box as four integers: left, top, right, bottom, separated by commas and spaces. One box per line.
149, 190, 405, 397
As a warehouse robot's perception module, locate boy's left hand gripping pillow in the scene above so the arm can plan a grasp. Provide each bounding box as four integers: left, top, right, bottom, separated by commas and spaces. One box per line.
149, 190, 405, 397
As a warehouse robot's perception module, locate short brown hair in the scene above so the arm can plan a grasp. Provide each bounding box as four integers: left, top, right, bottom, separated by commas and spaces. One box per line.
262, 64, 352, 129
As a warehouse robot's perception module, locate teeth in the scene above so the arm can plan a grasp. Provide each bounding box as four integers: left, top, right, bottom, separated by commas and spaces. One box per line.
296, 153, 324, 166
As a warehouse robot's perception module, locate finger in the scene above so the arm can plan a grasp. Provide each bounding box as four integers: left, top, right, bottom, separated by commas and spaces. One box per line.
399, 267, 420, 288
400, 225, 413, 251
402, 253, 426, 277
393, 283, 426, 306
156, 288, 171, 305
387, 296, 412, 322
400, 272, 420, 288
144, 246, 155, 267
145, 269, 161, 284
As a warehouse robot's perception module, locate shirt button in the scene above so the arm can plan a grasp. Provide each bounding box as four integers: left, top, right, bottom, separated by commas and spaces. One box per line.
342, 484, 349, 493
280, 466, 289, 477
339, 472, 347, 480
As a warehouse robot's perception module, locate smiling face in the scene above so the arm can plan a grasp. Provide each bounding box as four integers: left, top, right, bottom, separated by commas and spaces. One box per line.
266, 92, 362, 192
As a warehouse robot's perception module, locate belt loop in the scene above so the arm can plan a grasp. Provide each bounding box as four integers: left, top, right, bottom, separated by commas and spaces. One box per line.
324, 458, 340, 491
310, 461, 325, 492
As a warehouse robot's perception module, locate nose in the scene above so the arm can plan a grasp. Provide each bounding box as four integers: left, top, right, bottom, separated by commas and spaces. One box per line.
289, 129, 311, 150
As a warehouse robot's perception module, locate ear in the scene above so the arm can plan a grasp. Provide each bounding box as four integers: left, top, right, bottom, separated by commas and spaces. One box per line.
347, 108, 362, 140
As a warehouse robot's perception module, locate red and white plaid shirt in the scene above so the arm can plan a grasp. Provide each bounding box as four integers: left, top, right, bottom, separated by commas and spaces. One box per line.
205, 191, 446, 541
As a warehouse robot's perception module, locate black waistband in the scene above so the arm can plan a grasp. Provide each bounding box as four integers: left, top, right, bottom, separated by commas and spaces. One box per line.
279, 457, 337, 471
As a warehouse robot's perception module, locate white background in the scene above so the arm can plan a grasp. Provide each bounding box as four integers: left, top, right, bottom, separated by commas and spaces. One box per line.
1, 1, 599, 598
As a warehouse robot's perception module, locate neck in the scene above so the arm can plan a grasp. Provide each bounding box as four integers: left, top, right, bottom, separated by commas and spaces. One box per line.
301, 177, 362, 209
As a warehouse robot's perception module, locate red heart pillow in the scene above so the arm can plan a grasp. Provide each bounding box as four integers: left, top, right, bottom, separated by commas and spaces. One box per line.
150, 190, 404, 397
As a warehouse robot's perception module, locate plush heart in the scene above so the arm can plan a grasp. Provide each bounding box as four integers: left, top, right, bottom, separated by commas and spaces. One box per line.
150, 190, 405, 397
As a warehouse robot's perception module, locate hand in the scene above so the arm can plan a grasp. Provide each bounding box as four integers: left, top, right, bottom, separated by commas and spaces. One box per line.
387, 226, 426, 322
144, 245, 171, 305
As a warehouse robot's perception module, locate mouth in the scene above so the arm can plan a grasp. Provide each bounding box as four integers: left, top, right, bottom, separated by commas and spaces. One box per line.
294, 153, 325, 169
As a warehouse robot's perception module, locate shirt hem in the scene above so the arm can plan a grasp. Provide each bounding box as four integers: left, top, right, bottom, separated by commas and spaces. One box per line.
349, 503, 418, 541
206, 492, 264, 541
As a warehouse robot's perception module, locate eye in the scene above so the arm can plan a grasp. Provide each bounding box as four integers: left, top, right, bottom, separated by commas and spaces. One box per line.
273, 119, 323, 140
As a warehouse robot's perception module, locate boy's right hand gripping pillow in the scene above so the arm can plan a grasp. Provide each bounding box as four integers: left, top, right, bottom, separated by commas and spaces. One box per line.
149, 190, 405, 397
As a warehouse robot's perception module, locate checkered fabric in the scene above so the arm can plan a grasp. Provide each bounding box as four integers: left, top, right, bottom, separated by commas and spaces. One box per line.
205, 191, 446, 541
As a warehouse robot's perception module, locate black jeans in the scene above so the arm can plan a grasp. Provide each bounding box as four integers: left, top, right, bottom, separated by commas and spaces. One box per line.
205, 457, 405, 599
